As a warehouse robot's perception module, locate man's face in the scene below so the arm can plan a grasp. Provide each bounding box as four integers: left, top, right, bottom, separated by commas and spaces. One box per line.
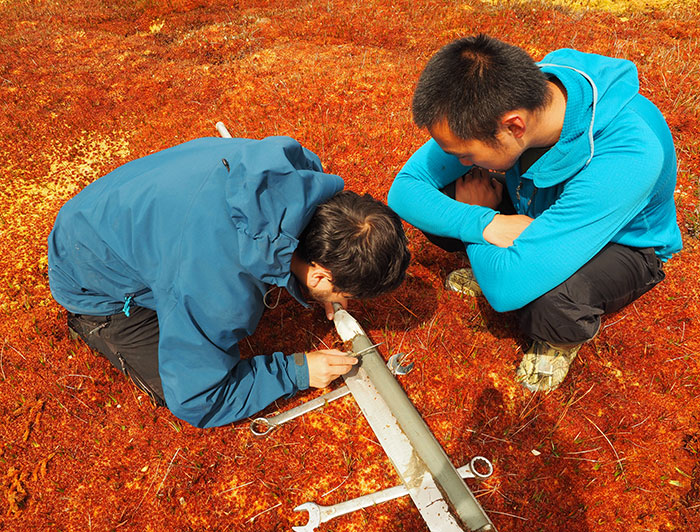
290, 254, 352, 318
305, 282, 350, 306
303, 280, 352, 320
428, 119, 522, 172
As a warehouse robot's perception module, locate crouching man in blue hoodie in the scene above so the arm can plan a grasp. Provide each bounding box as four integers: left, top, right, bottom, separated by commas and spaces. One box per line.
48, 135, 410, 428
388, 34, 682, 392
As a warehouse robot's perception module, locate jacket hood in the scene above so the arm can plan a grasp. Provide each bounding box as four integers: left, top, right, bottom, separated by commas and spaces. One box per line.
530, 49, 640, 188
224, 136, 344, 290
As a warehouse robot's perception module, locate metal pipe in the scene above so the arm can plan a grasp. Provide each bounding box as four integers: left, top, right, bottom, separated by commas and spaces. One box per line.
334, 305, 495, 531
215, 121, 232, 138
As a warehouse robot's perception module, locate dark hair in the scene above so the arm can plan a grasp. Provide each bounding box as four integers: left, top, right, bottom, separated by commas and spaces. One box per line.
296, 191, 410, 299
412, 34, 550, 143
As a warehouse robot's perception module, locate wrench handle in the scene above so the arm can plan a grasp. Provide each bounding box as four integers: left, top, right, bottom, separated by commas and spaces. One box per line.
250, 385, 351, 435
319, 484, 410, 522
317, 459, 491, 524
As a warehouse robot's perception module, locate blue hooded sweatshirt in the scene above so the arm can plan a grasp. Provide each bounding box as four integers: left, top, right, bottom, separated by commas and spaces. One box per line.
48, 136, 344, 427
388, 49, 682, 312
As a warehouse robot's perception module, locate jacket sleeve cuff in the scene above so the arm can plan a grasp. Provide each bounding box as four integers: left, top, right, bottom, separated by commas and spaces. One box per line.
459, 207, 497, 245
290, 352, 310, 390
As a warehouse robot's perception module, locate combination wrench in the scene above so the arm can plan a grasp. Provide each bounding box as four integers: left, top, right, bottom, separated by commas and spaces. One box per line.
292, 457, 494, 532
250, 385, 351, 436
249, 352, 413, 436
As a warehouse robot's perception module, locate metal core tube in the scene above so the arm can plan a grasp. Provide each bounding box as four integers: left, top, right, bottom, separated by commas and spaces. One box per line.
335, 306, 495, 531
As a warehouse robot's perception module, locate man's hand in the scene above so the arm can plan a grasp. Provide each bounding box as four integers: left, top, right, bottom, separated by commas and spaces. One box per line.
306, 349, 358, 388
482, 213, 534, 248
455, 167, 504, 209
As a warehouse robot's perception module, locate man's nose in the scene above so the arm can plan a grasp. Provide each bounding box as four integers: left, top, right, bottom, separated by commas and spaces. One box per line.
458, 156, 473, 166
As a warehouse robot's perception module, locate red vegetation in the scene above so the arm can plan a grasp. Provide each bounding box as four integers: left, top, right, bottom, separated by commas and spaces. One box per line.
1, 1, 698, 531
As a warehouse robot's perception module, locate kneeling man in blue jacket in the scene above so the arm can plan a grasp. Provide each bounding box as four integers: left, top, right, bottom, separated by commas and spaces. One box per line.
48, 135, 410, 428
388, 34, 681, 392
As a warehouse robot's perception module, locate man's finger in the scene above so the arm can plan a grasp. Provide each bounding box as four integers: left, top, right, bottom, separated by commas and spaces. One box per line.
337, 364, 356, 375
330, 363, 357, 378
327, 354, 359, 366
324, 301, 336, 320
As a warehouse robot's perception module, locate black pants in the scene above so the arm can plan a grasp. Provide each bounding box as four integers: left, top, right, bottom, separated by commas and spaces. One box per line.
67, 306, 165, 405
518, 243, 664, 344
422, 183, 665, 345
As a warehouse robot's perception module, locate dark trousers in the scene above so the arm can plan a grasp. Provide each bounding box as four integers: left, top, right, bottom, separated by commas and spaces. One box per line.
422, 182, 665, 345
67, 306, 166, 405
518, 243, 665, 344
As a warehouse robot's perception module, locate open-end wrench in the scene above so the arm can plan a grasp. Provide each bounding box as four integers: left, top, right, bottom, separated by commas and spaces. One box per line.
292, 457, 494, 532
250, 352, 412, 436
387, 352, 414, 375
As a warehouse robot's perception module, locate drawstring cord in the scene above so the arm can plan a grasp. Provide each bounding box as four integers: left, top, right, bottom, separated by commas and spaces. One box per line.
263, 286, 282, 309
122, 288, 150, 317
537, 62, 598, 167
122, 295, 133, 317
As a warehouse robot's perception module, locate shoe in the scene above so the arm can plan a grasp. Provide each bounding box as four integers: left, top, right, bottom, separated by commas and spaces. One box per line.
516, 341, 582, 392
68, 326, 81, 340
445, 268, 482, 297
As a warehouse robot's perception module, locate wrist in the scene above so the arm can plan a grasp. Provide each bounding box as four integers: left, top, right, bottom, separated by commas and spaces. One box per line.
482, 214, 501, 243
290, 352, 309, 390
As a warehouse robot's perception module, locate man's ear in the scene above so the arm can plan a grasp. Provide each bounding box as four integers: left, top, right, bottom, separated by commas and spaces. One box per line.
308, 262, 333, 288
501, 112, 526, 139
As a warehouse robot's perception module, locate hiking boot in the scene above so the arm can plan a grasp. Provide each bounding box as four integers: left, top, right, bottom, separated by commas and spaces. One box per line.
445, 268, 482, 297
516, 341, 582, 392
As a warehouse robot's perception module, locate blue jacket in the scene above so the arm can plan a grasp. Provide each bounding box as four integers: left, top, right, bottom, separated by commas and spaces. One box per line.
389, 49, 682, 312
48, 136, 344, 427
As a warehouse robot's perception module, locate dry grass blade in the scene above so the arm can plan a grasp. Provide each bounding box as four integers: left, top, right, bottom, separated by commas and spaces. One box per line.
247, 502, 281, 523
584, 416, 628, 487
156, 448, 181, 497
0, 338, 5, 380
391, 296, 419, 319
538, 384, 595, 444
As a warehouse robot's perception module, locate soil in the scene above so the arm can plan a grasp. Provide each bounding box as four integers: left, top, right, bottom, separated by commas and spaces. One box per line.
1, 1, 698, 531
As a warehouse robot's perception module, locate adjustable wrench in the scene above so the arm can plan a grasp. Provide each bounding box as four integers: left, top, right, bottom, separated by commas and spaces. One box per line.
292, 457, 494, 532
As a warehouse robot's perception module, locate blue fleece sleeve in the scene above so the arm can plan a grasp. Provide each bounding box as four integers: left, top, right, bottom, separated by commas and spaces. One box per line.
468, 120, 666, 312
388, 139, 497, 244
156, 298, 309, 428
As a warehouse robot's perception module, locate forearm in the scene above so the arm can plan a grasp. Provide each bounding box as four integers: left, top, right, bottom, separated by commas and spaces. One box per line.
163, 350, 305, 428
389, 177, 495, 243
389, 139, 498, 243
467, 240, 575, 312
469, 171, 661, 311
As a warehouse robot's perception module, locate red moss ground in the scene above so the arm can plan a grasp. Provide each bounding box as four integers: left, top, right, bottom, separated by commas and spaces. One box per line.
1, 1, 699, 531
